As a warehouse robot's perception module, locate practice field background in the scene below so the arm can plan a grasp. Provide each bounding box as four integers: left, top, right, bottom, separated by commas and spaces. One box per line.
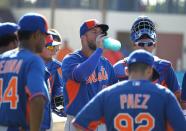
176, 71, 185, 87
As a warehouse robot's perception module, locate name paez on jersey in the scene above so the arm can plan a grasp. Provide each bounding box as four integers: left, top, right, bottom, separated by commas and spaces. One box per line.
0, 59, 23, 74
120, 94, 150, 109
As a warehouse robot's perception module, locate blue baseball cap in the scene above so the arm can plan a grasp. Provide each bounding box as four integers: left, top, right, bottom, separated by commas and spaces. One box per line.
45, 35, 61, 47
0, 22, 20, 37
127, 49, 159, 80
18, 13, 53, 35
80, 19, 108, 37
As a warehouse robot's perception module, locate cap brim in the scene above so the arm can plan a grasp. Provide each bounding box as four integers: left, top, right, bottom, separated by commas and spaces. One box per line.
51, 41, 61, 46
152, 68, 159, 81
45, 30, 57, 35
46, 41, 61, 47
97, 24, 109, 32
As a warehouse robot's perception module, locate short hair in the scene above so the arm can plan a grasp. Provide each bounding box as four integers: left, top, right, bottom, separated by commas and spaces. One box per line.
18, 30, 34, 41
128, 62, 150, 74
0, 34, 18, 47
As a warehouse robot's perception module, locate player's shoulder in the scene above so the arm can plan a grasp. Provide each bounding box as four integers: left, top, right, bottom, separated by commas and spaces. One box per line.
46, 59, 62, 75
152, 83, 174, 96
153, 56, 172, 73
101, 80, 128, 94
113, 57, 128, 79
47, 59, 62, 68
1, 48, 41, 62
154, 56, 171, 67
62, 50, 83, 63
114, 57, 128, 67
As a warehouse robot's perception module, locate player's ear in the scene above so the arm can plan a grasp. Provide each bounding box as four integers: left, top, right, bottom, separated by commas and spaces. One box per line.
125, 66, 129, 76
81, 35, 86, 41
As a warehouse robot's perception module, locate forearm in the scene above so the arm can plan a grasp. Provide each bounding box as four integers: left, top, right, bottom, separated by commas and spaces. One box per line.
30, 96, 46, 131
73, 48, 103, 81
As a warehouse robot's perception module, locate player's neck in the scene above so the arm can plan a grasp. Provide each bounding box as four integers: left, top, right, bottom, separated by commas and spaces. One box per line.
128, 72, 149, 81
19, 41, 36, 53
81, 47, 94, 57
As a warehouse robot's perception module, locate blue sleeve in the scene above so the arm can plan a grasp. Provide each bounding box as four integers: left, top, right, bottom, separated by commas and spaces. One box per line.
52, 69, 63, 97
73, 90, 105, 130
26, 56, 49, 100
113, 58, 128, 81
165, 66, 180, 93
165, 90, 186, 130
181, 72, 186, 101
62, 48, 103, 82
107, 60, 118, 85
73, 48, 103, 82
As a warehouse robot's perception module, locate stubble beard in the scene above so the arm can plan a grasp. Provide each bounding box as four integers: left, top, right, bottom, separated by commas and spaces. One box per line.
88, 41, 97, 50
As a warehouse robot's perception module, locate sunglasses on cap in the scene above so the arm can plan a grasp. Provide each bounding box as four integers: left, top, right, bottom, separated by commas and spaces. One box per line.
135, 41, 155, 47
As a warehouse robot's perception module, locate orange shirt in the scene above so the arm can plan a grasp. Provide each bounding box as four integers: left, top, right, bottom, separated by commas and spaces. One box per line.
103, 50, 124, 65
56, 47, 73, 61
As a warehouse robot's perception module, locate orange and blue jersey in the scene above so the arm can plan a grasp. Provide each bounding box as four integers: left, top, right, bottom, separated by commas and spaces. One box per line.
0, 48, 49, 129
46, 59, 63, 98
114, 56, 180, 93
41, 59, 63, 130
73, 80, 186, 131
62, 48, 118, 116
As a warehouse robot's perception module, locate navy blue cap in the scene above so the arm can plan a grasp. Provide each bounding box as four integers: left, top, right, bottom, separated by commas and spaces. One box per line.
80, 19, 108, 37
127, 49, 159, 81
18, 13, 53, 35
0, 22, 20, 37
128, 49, 154, 66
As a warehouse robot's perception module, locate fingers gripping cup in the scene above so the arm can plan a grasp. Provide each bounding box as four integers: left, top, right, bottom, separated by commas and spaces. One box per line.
103, 37, 121, 51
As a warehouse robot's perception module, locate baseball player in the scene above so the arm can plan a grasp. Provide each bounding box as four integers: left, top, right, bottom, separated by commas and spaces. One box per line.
73, 49, 186, 131
0, 22, 19, 53
62, 19, 118, 131
0, 13, 51, 131
114, 16, 181, 102
39, 34, 65, 130
46, 35, 65, 115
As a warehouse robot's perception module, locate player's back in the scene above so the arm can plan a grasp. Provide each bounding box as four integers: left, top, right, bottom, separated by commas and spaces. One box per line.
114, 56, 180, 93
103, 80, 186, 131
0, 48, 47, 128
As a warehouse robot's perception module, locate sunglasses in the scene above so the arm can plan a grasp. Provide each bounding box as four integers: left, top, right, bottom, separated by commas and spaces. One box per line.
136, 41, 155, 47
46, 46, 55, 50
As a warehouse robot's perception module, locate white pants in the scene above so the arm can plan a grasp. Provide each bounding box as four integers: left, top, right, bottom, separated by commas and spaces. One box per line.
64, 115, 106, 131
183, 110, 186, 119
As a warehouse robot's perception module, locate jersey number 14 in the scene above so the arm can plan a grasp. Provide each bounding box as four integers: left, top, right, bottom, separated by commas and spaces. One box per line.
0, 76, 19, 109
